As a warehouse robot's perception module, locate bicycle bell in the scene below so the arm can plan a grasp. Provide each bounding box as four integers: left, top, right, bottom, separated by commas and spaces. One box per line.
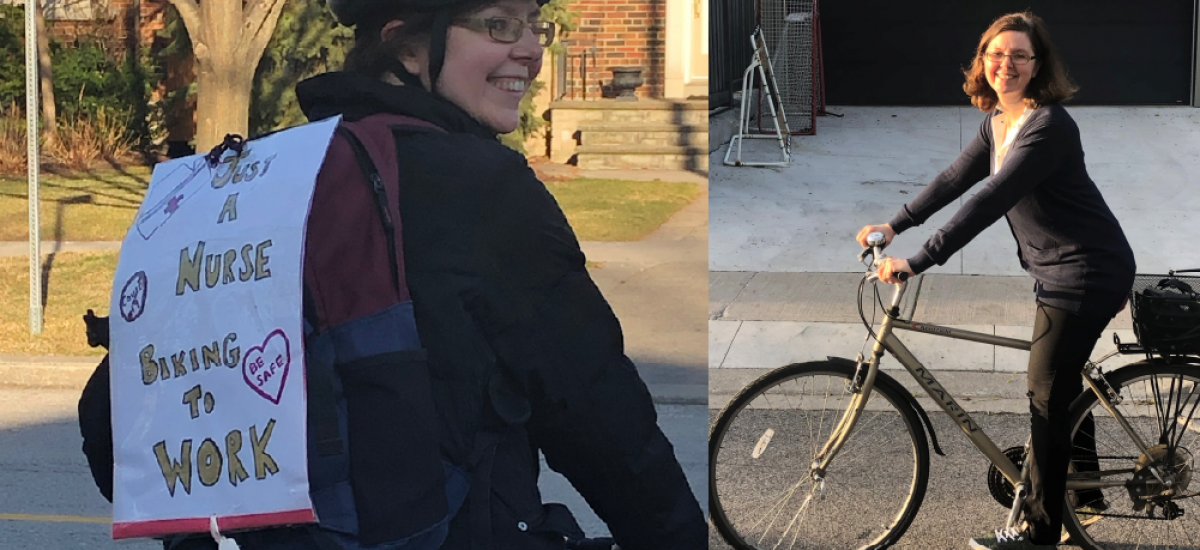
867, 231, 887, 248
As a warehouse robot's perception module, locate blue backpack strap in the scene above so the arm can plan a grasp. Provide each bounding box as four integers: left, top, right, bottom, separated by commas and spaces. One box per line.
304, 282, 344, 457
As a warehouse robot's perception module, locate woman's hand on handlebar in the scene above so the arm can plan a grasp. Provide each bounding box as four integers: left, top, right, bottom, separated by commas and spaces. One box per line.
878, 257, 913, 284
856, 224, 896, 248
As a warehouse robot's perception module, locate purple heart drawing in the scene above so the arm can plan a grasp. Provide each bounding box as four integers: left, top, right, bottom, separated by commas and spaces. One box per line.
242, 329, 291, 404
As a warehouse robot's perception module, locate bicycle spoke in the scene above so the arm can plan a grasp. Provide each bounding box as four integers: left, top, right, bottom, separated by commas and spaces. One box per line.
754, 477, 812, 543
773, 488, 815, 550
806, 379, 817, 460
1170, 383, 1200, 451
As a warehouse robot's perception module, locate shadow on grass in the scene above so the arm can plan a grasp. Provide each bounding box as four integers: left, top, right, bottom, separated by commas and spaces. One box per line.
1, 161, 150, 209
38, 195, 94, 309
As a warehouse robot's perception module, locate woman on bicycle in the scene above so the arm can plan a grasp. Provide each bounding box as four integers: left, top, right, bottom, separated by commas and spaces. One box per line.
857, 11, 1136, 550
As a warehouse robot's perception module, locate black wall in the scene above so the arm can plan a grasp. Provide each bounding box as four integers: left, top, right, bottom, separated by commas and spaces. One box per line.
818, 1, 1194, 105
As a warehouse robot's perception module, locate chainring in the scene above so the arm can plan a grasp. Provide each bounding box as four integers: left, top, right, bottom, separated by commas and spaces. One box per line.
987, 445, 1027, 508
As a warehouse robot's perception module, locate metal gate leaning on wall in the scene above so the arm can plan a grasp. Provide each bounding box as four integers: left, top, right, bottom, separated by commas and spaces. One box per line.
818, 0, 1194, 105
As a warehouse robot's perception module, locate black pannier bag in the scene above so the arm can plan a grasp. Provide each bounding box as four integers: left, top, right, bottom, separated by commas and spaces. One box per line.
1131, 272, 1200, 356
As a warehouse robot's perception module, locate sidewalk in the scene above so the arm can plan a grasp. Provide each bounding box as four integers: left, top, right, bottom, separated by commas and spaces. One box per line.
709, 272, 1143, 413
709, 106, 1200, 410
0, 168, 709, 405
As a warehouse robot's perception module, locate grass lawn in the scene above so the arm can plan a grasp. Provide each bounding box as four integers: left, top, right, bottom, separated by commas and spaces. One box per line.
0, 252, 116, 357
0, 167, 151, 241
545, 178, 701, 241
0, 170, 700, 242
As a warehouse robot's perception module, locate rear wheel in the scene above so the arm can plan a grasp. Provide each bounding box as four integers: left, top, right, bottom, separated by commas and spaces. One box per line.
709, 361, 929, 549
1062, 361, 1200, 550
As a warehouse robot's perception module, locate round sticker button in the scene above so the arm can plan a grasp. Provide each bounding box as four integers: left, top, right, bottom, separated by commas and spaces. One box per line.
119, 271, 148, 322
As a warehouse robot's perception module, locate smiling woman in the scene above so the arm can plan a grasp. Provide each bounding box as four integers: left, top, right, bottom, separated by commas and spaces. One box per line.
137, 0, 705, 548
855, 11, 1136, 550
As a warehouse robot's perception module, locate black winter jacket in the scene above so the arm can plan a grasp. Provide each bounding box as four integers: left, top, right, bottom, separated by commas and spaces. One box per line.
294, 71, 705, 550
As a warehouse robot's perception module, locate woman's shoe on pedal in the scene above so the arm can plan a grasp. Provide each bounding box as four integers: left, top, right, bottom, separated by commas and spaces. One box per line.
968, 526, 1056, 550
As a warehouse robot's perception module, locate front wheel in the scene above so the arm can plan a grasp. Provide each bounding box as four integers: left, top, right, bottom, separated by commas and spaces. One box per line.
1062, 361, 1200, 550
709, 361, 930, 550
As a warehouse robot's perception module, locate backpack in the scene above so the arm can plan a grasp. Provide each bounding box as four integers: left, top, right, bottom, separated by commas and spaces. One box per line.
80, 120, 462, 549
79, 118, 603, 550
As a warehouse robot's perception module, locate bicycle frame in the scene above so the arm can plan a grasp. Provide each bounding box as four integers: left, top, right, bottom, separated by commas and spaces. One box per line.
813, 278, 1138, 492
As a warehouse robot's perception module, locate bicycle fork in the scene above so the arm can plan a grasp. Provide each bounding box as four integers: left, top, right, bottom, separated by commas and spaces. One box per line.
811, 281, 906, 476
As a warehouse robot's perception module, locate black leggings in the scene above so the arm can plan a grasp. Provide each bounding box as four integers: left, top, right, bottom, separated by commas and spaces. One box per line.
1024, 302, 1113, 544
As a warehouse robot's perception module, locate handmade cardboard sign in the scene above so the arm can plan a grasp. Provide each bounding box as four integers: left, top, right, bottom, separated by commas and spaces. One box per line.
109, 116, 341, 539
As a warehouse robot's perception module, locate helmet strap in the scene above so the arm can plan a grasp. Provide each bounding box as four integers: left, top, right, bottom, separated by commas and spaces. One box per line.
427, 10, 452, 96
385, 57, 426, 88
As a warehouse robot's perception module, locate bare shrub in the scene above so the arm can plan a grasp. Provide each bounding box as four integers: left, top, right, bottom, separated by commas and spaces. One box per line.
0, 104, 134, 173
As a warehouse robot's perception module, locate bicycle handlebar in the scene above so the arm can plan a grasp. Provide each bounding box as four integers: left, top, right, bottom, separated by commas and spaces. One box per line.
861, 232, 908, 283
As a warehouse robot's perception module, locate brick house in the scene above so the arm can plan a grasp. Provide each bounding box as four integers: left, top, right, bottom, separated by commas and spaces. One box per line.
539, 0, 709, 170
558, 0, 706, 100
4, 0, 193, 154
2, 0, 170, 57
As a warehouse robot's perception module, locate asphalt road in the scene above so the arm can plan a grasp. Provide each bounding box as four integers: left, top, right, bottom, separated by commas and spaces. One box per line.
0, 388, 706, 548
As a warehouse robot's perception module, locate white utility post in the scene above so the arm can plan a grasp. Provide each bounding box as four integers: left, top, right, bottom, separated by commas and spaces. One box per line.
25, 0, 42, 334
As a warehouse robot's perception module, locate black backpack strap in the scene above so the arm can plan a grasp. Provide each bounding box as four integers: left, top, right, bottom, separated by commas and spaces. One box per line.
334, 125, 401, 294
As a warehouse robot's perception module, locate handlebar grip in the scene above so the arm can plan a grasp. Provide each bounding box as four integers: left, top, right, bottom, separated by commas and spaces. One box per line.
897, 272, 909, 282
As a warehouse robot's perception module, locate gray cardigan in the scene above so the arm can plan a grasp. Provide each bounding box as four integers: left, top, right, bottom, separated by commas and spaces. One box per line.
889, 104, 1135, 317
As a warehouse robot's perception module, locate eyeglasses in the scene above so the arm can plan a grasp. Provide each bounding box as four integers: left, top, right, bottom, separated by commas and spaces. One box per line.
454, 17, 555, 47
984, 51, 1036, 66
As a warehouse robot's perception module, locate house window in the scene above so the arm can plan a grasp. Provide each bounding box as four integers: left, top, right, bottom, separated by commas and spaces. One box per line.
0, 0, 95, 21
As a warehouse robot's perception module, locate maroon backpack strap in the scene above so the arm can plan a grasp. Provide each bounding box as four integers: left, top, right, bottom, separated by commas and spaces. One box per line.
304, 118, 404, 332
386, 115, 447, 133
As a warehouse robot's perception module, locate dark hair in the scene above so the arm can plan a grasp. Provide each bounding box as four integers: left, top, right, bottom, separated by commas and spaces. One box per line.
962, 11, 1077, 111
343, 0, 493, 78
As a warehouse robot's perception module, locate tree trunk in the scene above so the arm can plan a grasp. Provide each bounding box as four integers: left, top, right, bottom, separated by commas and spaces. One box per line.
168, 0, 287, 151
194, 57, 253, 153
33, 0, 56, 145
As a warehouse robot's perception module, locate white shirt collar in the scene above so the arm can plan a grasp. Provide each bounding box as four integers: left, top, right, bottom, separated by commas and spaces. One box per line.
992, 106, 1032, 174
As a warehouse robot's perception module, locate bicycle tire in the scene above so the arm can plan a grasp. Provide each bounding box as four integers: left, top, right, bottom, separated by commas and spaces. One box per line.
1062, 361, 1200, 550
709, 361, 930, 550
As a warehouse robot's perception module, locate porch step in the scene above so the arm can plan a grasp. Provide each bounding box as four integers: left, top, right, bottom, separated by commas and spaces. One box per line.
578, 123, 705, 148
574, 144, 708, 172
550, 99, 708, 126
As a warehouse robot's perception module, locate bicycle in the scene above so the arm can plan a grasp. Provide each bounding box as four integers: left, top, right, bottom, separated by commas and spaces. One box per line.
709, 233, 1200, 550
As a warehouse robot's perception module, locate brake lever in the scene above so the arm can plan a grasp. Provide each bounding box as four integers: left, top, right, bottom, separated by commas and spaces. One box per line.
857, 247, 872, 263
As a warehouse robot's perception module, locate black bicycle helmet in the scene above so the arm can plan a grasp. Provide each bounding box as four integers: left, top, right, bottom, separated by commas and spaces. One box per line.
328, 0, 548, 95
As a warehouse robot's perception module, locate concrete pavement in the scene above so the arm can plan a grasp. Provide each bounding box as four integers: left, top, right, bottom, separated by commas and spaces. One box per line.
709, 106, 1200, 412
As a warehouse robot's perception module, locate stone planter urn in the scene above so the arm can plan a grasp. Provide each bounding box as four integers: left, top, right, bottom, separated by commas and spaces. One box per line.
610, 66, 644, 101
